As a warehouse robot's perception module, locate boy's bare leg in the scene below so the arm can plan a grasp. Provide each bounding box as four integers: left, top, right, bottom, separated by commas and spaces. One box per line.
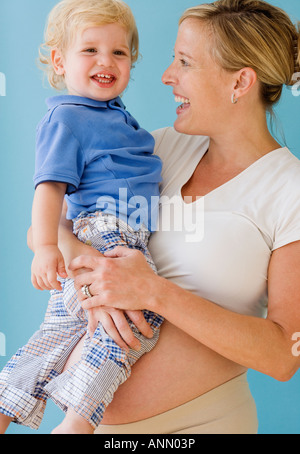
63, 334, 87, 373
51, 408, 94, 434
0, 414, 13, 434
51, 335, 94, 434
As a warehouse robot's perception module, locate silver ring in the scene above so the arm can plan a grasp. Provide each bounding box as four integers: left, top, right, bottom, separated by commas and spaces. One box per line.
81, 284, 93, 298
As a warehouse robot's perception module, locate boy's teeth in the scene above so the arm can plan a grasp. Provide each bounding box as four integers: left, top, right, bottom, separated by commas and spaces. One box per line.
97, 74, 112, 79
175, 96, 190, 104
94, 73, 115, 84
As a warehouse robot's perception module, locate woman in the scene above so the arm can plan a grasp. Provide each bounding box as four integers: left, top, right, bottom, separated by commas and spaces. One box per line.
32, 0, 300, 434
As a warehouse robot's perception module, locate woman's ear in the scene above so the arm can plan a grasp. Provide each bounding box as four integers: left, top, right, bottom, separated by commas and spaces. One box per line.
51, 48, 65, 76
233, 67, 258, 99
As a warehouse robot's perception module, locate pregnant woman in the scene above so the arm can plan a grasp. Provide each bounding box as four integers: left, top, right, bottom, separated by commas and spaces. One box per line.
67, 0, 300, 434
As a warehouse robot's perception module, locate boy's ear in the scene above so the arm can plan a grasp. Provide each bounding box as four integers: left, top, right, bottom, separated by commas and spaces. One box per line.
51, 48, 65, 76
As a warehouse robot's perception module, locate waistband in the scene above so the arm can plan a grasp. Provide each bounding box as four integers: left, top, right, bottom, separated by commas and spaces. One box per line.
73, 211, 150, 237
94, 373, 258, 435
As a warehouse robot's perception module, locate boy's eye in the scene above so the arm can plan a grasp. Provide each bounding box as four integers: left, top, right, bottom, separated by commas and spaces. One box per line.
114, 50, 127, 56
81, 48, 129, 56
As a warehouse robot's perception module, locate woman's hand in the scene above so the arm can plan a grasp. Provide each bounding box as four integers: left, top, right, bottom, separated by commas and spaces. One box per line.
88, 307, 154, 351
70, 247, 159, 350
69, 246, 161, 313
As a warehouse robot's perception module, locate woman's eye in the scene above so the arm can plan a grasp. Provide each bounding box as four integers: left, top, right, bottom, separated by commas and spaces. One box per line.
172, 55, 189, 67
180, 59, 189, 67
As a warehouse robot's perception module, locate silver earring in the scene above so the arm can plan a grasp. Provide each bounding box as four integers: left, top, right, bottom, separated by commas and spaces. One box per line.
231, 93, 238, 104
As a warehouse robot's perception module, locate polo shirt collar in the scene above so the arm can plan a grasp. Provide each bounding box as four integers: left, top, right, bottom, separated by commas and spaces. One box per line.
46, 95, 125, 110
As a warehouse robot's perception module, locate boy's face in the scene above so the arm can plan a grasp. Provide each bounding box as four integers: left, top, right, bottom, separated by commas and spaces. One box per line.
52, 23, 132, 101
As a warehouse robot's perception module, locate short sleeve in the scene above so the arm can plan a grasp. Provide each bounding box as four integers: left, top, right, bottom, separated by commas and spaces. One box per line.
34, 121, 85, 195
272, 188, 300, 251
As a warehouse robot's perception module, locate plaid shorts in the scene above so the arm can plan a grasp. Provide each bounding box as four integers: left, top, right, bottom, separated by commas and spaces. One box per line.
0, 212, 164, 430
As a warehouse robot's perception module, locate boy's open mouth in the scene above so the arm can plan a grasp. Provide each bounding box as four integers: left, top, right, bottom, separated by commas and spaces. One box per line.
92, 73, 116, 86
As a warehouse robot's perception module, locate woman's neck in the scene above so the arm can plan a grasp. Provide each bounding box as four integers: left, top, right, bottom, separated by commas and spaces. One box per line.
207, 113, 281, 169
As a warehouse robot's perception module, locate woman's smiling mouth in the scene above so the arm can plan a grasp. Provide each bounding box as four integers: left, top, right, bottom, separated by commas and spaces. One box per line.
175, 95, 190, 113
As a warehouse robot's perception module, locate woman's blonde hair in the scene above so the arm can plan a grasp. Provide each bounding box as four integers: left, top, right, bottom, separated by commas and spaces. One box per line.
39, 0, 139, 90
180, 0, 300, 109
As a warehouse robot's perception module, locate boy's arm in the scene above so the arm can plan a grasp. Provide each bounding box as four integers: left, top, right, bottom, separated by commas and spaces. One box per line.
58, 202, 104, 276
31, 182, 68, 290
28, 200, 103, 274
32, 182, 67, 248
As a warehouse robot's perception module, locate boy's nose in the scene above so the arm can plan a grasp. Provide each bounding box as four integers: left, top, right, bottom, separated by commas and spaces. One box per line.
96, 52, 114, 68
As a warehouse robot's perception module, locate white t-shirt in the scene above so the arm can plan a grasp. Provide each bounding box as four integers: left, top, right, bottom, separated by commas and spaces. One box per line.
149, 127, 300, 318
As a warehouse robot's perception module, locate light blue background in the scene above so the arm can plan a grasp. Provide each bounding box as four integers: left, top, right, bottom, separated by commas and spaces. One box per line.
0, 0, 299, 435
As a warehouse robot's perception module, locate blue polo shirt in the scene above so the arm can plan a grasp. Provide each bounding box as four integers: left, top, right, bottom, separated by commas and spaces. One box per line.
34, 95, 162, 231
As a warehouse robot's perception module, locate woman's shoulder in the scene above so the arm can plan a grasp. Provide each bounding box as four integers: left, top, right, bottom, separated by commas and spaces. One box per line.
283, 147, 300, 168
274, 147, 300, 186
274, 148, 300, 250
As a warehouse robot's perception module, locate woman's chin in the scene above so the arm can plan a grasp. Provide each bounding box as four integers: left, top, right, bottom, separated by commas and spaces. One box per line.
173, 117, 195, 136
173, 117, 187, 133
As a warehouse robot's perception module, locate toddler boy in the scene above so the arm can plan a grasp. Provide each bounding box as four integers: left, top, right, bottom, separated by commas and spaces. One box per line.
0, 0, 163, 434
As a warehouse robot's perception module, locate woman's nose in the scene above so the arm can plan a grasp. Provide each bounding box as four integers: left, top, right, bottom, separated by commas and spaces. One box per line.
162, 62, 176, 86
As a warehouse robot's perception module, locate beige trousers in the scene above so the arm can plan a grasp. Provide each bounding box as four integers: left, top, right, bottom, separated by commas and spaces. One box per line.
94, 373, 258, 435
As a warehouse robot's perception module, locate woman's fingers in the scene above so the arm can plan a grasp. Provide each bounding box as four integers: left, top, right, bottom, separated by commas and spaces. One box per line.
87, 310, 99, 337
69, 254, 101, 272
104, 246, 135, 259
88, 308, 141, 351
73, 270, 97, 290
88, 310, 129, 351
126, 311, 154, 339
112, 310, 141, 351
73, 271, 96, 301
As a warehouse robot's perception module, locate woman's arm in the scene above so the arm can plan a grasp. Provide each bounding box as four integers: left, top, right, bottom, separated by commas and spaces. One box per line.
71, 242, 300, 382
159, 241, 300, 382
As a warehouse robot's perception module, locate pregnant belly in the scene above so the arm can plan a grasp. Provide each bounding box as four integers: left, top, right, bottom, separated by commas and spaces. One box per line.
101, 321, 246, 425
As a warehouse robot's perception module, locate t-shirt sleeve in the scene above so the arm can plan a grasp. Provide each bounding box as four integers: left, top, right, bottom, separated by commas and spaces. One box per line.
34, 120, 85, 195
272, 189, 300, 251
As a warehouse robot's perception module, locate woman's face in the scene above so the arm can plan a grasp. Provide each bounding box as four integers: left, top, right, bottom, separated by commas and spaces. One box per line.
162, 19, 234, 136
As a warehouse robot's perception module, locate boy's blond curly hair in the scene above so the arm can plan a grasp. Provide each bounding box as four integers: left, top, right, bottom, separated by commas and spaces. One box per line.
39, 0, 139, 90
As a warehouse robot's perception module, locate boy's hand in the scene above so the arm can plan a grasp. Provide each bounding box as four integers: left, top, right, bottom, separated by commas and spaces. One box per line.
31, 245, 68, 291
